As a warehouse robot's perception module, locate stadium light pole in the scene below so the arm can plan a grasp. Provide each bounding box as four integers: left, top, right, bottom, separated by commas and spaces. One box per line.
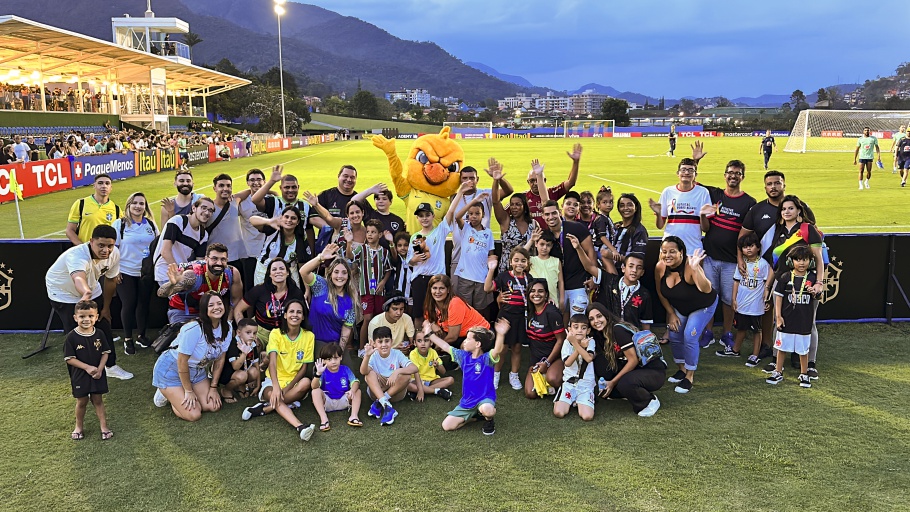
274, 0, 287, 137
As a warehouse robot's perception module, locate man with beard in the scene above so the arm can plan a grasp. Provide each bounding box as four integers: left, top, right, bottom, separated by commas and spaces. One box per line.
739, 170, 815, 364
309, 164, 358, 227
523, 144, 582, 228
157, 243, 243, 324
251, 165, 315, 251
153, 197, 214, 286
161, 170, 202, 225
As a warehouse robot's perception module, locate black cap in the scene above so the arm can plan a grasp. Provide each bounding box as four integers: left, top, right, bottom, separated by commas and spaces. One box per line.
414, 202, 433, 215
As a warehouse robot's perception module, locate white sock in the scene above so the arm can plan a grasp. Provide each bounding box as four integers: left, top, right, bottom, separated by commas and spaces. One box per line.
433, 388, 440, 394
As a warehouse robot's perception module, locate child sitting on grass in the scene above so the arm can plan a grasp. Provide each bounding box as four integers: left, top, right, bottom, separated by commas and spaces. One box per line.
553, 314, 597, 421
311, 343, 362, 431
360, 326, 419, 426
422, 318, 508, 436
407, 330, 454, 402
64, 299, 112, 441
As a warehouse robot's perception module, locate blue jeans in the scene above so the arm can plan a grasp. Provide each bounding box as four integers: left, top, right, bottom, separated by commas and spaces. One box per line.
703, 256, 736, 306
668, 296, 719, 371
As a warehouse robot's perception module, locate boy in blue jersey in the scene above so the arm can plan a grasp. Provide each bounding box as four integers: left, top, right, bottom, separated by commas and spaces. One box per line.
422, 317, 508, 435
311, 343, 362, 430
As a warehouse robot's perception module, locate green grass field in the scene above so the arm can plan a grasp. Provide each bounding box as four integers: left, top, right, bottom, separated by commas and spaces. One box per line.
1, 136, 906, 240
302, 113, 442, 133
3, 323, 910, 511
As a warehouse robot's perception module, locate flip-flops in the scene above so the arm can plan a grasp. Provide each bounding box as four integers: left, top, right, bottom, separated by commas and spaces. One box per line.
101, 430, 114, 441
71, 430, 84, 441
347, 418, 363, 427
319, 421, 331, 432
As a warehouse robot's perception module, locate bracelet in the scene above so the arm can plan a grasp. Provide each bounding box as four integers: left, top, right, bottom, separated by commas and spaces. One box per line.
544, 359, 551, 368
210, 384, 218, 388
314, 373, 322, 378
184, 388, 193, 393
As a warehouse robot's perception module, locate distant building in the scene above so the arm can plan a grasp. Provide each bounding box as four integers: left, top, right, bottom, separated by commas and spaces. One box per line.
499, 90, 610, 115
386, 88, 430, 107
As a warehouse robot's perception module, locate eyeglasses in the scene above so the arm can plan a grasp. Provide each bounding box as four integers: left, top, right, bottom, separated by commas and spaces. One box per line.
678, 167, 697, 174
724, 171, 743, 177
198, 206, 215, 214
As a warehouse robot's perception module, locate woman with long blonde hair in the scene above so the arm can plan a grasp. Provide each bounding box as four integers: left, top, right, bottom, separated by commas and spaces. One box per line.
300, 243, 359, 370
111, 192, 159, 353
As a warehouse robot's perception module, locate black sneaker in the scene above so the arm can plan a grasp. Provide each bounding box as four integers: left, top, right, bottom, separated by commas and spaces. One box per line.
482, 418, 496, 435
123, 338, 136, 355
798, 374, 812, 388
667, 370, 686, 383
135, 335, 151, 349
762, 362, 777, 374
715, 347, 740, 357
745, 355, 761, 367
765, 371, 783, 385
674, 378, 693, 394
437, 388, 453, 401
757, 345, 774, 360
807, 361, 819, 381
242, 402, 268, 420
405, 391, 417, 401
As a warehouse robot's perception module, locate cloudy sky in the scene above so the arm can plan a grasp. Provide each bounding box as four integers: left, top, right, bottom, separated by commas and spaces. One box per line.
297, 0, 906, 98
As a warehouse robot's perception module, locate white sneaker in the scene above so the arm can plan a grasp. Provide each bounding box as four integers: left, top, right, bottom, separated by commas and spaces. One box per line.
546, 386, 556, 395
864, 179, 870, 189
493, 371, 501, 390
153, 388, 168, 408
106, 365, 134, 380
508, 372, 522, 390
859, 181, 864, 190
637, 396, 661, 417
298, 424, 315, 441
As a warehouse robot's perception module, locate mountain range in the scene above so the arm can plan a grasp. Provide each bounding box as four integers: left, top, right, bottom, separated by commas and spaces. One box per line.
1, 1, 867, 107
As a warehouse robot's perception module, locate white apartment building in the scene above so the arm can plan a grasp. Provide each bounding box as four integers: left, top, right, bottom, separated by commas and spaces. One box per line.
386, 88, 431, 107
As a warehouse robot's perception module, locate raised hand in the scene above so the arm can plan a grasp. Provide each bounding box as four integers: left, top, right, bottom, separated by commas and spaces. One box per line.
343, 228, 354, 243
648, 198, 661, 215
166, 263, 183, 285
383, 230, 394, 243
321, 243, 340, 261
487, 257, 499, 271
458, 181, 473, 194
567, 143, 583, 161
530, 225, 542, 243
531, 159, 545, 176
302, 190, 318, 207
700, 202, 719, 217
270, 164, 283, 183
691, 140, 707, 162
474, 192, 490, 204
486, 157, 504, 180
161, 197, 175, 216
566, 233, 580, 248
314, 358, 326, 375
688, 248, 707, 268
363, 342, 375, 357
494, 317, 511, 336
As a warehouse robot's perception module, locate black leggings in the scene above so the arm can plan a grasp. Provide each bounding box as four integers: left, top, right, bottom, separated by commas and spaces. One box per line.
595, 356, 666, 413
50, 298, 116, 367
116, 273, 154, 338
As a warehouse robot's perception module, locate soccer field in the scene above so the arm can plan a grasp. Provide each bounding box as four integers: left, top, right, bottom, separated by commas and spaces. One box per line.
1, 136, 907, 239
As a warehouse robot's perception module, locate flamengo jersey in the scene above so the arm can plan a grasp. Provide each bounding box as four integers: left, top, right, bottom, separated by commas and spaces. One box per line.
659, 184, 711, 254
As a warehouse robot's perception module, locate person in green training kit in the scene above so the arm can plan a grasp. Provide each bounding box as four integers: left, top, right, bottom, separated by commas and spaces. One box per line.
853, 126, 880, 190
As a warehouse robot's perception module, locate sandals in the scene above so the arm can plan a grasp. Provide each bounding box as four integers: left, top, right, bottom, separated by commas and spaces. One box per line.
220, 391, 237, 404
347, 418, 363, 427
319, 421, 331, 432
101, 430, 114, 441
71, 430, 84, 441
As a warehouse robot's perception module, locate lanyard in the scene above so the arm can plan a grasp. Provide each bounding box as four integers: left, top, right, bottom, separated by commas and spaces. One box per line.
789, 271, 808, 303
620, 280, 639, 310
204, 270, 224, 294
268, 290, 287, 318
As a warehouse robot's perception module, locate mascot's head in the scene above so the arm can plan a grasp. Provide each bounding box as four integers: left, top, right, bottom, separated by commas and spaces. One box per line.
406, 126, 464, 198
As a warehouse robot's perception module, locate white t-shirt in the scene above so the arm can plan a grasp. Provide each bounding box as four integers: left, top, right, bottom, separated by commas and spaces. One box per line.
406, 218, 452, 279
734, 258, 771, 316
46, 243, 120, 303
112, 218, 157, 276
206, 200, 246, 261
153, 215, 209, 283
175, 321, 232, 368
449, 188, 493, 266
561, 337, 596, 383
454, 223, 494, 283
367, 348, 415, 378
659, 184, 711, 254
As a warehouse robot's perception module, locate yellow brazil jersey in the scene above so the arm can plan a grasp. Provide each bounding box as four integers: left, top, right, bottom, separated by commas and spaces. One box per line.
68, 196, 120, 243
409, 347, 441, 382
266, 328, 315, 388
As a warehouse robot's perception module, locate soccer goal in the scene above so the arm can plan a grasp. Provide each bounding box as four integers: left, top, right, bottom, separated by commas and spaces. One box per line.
784, 109, 910, 153
563, 119, 615, 138
443, 122, 493, 139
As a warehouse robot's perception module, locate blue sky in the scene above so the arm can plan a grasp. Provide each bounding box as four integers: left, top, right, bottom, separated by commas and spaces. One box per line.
297, 0, 907, 98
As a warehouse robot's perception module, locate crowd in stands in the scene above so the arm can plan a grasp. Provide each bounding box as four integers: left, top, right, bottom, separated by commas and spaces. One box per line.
50, 139, 827, 442
0, 83, 108, 113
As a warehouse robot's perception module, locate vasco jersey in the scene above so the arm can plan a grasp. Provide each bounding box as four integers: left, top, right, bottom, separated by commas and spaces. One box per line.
733, 258, 771, 316
773, 271, 818, 335
761, 136, 775, 153
703, 186, 756, 263
525, 303, 565, 362
659, 184, 711, 254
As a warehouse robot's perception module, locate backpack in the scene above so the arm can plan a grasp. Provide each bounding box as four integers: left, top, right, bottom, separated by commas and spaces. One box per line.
151, 319, 195, 354
76, 198, 121, 237
615, 323, 666, 368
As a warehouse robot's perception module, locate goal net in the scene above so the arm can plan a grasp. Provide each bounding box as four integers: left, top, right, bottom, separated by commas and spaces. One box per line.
784, 109, 910, 153
563, 119, 615, 138
443, 122, 493, 139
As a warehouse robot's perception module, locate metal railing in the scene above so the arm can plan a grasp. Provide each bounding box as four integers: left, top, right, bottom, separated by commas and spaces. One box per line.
150, 40, 191, 60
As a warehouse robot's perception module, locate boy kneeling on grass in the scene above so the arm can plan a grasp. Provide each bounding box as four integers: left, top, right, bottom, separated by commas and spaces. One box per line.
422, 317, 508, 436
360, 326, 419, 426
407, 330, 454, 402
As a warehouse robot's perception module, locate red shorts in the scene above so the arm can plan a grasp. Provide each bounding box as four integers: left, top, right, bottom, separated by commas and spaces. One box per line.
360, 294, 384, 316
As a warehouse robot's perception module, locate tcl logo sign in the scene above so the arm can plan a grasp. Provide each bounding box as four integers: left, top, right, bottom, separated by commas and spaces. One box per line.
31, 161, 69, 188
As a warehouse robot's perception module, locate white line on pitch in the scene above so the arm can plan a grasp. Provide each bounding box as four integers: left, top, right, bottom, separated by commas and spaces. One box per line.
35, 143, 355, 239
588, 174, 661, 194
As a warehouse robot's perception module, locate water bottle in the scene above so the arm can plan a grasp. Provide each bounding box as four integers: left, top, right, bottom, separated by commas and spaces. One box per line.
598, 377, 607, 392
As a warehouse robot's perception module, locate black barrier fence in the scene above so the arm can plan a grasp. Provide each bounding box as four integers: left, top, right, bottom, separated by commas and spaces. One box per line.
0, 234, 907, 332
185, 144, 209, 166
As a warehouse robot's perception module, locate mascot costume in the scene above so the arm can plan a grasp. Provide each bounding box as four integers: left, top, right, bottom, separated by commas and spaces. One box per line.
372, 126, 464, 233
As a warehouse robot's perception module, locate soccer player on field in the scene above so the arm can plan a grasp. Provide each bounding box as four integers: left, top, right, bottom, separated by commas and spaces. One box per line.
853, 126, 880, 190
760, 130, 776, 170
890, 125, 906, 173
896, 127, 910, 187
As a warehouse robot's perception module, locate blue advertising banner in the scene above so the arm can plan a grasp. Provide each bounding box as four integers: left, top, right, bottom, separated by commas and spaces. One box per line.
71, 153, 137, 188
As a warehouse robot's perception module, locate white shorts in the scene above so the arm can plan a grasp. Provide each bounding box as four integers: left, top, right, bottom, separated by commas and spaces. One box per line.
565, 288, 590, 316
556, 379, 596, 409
259, 377, 291, 401
774, 332, 810, 356
323, 394, 351, 413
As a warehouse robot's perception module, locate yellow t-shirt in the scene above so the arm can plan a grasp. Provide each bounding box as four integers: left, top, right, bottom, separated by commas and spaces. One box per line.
68, 196, 119, 243
266, 328, 315, 388
409, 347, 441, 382
530, 256, 560, 303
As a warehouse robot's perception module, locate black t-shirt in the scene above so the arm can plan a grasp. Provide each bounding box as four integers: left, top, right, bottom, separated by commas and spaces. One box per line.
773, 270, 818, 335
362, 201, 405, 238
742, 199, 816, 263
898, 138, 910, 160
554, 220, 592, 290
64, 329, 111, 396
242, 284, 306, 329
493, 271, 530, 315
309, 188, 356, 219
526, 303, 565, 362
578, 214, 612, 252
703, 186, 756, 263
762, 136, 775, 153
596, 272, 653, 330
611, 222, 648, 259
225, 338, 260, 371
